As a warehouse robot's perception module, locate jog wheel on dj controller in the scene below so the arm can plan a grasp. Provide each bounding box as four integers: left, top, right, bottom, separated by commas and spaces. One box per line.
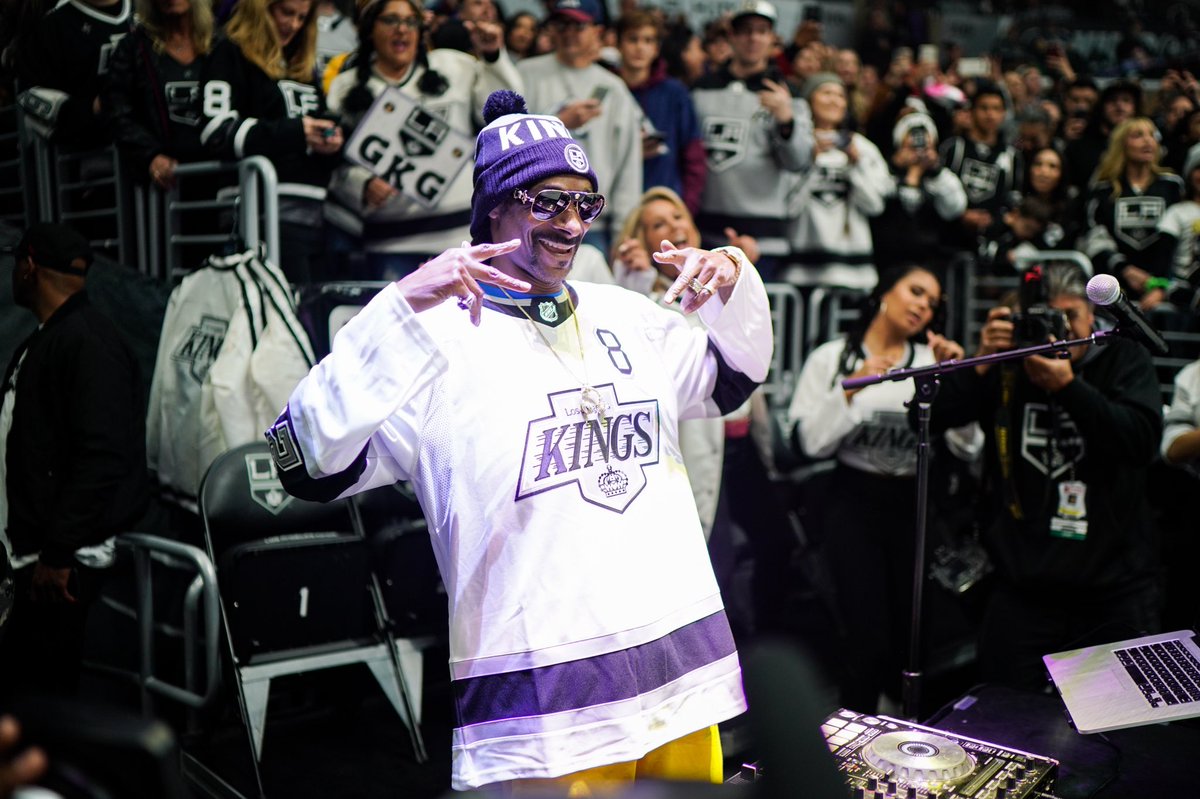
861, 731, 976, 785
818, 709, 1058, 798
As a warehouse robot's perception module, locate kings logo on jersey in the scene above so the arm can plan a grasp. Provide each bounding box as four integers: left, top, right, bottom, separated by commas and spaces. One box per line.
1021, 403, 1085, 478
516, 384, 660, 512
703, 118, 748, 172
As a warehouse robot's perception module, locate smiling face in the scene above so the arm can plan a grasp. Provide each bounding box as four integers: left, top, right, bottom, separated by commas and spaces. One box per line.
269, 0, 312, 47
489, 174, 597, 293
638, 197, 700, 259
809, 82, 847, 129
879, 268, 941, 338
371, 0, 421, 75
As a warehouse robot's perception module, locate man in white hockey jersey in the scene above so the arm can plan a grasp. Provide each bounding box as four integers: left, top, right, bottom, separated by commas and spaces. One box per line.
265, 89, 773, 792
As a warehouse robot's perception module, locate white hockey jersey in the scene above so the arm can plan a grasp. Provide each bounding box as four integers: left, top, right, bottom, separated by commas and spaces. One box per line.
267, 260, 772, 788
147, 251, 314, 498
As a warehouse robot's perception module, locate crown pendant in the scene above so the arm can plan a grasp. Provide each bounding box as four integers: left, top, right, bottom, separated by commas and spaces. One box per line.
579, 384, 606, 423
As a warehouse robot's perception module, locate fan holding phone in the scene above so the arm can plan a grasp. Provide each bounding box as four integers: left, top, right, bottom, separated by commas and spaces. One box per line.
784, 72, 891, 291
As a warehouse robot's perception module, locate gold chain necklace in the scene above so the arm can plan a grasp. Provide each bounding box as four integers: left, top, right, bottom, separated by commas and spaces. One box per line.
496, 284, 606, 423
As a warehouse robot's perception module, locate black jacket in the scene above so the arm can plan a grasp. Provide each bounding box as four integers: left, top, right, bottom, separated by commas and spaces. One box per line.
2, 292, 149, 567
924, 335, 1162, 592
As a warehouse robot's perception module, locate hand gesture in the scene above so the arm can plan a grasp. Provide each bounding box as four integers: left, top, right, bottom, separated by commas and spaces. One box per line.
757, 78, 794, 124
465, 19, 503, 56
557, 99, 602, 130
926, 330, 965, 362
614, 237, 652, 273
364, 177, 400, 210
654, 239, 741, 313
397, 239, 530, 326
724, 227, 760, 264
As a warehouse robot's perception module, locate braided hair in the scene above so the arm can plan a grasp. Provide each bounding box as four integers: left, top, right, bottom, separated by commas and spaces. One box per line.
833, 265, 948, 380
342, 0, 449, 119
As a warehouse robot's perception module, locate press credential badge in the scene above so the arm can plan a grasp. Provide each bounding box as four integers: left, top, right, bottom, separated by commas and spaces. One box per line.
1049, 479, 1088, 540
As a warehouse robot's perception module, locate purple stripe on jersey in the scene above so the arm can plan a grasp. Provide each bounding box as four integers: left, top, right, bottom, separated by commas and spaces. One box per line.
452, 611, 736, 728
707, 339, 759, 415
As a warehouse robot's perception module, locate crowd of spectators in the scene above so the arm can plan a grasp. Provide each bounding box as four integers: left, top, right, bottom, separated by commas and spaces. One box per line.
2, 0, 1200, 745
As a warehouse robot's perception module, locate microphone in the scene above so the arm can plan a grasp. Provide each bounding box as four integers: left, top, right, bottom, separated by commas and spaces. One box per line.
1084, 274, 1170, 356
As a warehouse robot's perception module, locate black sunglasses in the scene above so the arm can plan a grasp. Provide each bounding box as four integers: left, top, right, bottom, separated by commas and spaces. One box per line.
512, 189, 605, 223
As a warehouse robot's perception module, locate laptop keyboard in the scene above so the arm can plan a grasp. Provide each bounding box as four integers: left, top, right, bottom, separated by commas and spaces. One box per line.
1115, 640, 1200, 708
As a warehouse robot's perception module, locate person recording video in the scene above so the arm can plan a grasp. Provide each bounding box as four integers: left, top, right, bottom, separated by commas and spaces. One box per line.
921, 262, 1163, 691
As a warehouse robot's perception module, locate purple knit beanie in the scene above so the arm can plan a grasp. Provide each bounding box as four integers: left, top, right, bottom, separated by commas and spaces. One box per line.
469, 90, 599, 245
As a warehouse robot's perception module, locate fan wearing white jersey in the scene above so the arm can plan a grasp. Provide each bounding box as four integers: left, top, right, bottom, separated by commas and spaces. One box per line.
264, 90, 773, 792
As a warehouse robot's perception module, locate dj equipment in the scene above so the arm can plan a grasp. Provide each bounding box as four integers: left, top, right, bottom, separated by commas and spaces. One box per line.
818, 708, 1058, 798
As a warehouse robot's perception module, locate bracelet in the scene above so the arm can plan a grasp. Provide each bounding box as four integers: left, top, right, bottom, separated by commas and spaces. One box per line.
718, 248, 742, 283
1145, 277, 1171, 291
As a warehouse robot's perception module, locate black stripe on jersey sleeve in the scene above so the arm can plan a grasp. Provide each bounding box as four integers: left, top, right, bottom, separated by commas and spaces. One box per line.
707, 339, 759, 415
265, 406, 368, 503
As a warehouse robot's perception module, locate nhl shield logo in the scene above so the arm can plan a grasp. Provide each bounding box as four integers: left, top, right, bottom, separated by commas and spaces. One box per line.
537, 301, 559, 323
517, 384, 660, 512
399, 106, 450, 158
245, 452, 294, 515
703, 118, 748, 172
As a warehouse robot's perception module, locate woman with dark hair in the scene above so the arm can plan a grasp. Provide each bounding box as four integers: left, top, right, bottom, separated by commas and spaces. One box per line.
787, 265, 971, 712
1019, 145, 1081, 250
324, 0, 521, 279
503, 10, 538, 60
219, 0, 346, 282
660, 21, 705, 87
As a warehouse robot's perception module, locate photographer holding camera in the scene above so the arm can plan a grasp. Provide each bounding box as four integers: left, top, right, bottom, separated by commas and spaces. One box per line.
923, 263, 1163, 691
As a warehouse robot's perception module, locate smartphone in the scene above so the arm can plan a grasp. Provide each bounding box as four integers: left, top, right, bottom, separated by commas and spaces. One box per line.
957, 56, 989, 78
910, 126, 928, 149
803, 5, 822, 22
918, 44, 939, 65
590, 86, 609, 103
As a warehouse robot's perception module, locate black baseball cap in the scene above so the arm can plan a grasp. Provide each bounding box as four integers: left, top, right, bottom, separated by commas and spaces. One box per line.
14, 223, 92, 276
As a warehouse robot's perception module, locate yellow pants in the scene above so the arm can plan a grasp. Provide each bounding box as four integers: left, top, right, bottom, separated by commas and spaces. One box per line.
496, 725, 723, 797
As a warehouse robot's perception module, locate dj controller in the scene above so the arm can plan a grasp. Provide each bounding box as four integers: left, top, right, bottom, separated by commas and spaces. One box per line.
818, 709, 1058, 798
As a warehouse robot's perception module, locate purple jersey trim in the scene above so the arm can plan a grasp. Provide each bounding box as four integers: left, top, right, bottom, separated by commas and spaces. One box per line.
452, 610, 735, 728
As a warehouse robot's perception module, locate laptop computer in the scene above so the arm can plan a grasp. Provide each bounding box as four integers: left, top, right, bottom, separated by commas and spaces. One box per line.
1043, 630, 1200, 733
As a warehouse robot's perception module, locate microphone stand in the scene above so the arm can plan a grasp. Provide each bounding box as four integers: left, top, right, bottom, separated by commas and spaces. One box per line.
841, 329, 1115, 721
